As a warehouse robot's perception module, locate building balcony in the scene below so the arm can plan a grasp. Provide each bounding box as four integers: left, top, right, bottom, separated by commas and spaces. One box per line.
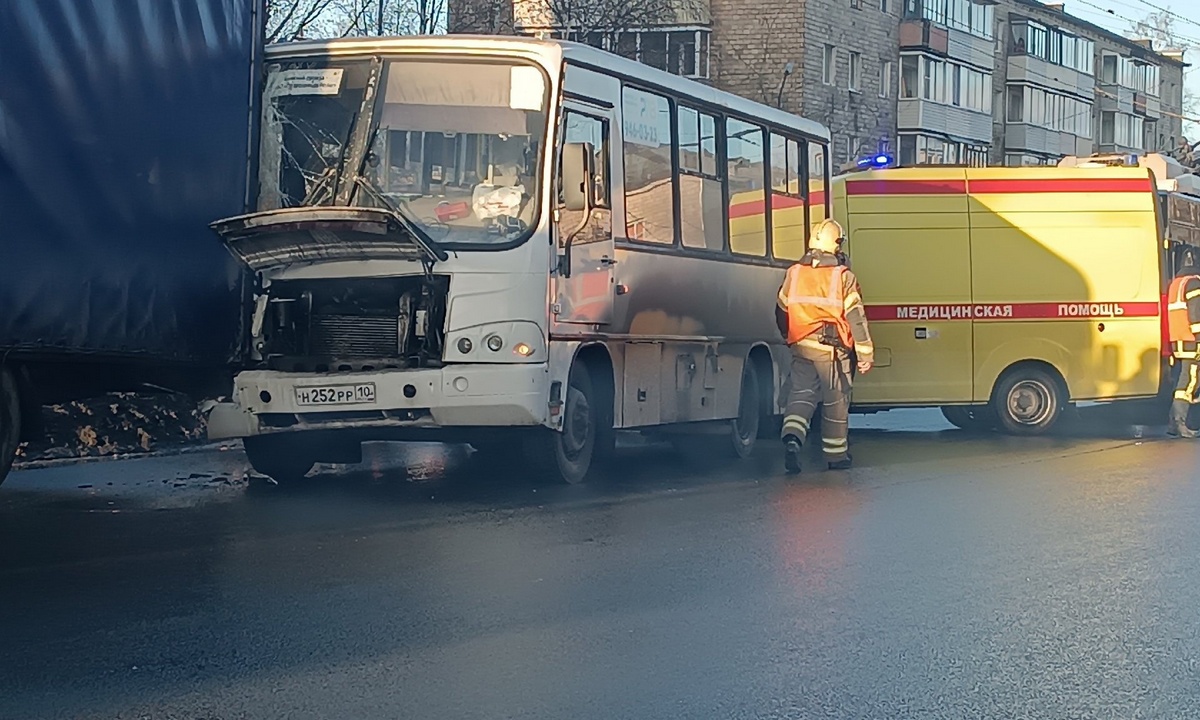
898, 98, 992, 144
1097, 84, 1135, 114
1006, 54, 1093, 99
1005, 124, 1092, 158
1133, 92, 1162, 120
899, 19, 949, 55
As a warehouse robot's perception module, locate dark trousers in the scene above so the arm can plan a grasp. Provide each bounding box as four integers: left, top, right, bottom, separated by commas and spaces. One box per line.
1171, 358, 1199, 427
780, 343, 852, 461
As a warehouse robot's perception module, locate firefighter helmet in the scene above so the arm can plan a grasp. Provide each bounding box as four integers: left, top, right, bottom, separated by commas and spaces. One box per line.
810, 219, 846, 254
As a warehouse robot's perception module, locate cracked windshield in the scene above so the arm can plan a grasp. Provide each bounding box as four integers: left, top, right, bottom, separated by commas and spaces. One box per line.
258, 57, 548, 244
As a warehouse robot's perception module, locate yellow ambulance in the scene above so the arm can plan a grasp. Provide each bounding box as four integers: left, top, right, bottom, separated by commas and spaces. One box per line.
829, 154, 1200, 434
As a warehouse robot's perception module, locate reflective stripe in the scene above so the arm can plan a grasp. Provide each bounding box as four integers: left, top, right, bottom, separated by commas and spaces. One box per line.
782, 415, 810, 436
1187, 364, 1199, 403
1169, 301, 1189, 310
1191, 323, 1200, 334
822, 437, 848, 449
843, 291, 862, 309
854, 343, 873, 355
1187, 289, 1200, 301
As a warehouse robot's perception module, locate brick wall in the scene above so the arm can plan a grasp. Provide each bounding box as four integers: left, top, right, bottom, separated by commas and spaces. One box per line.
710, 0, 899, 167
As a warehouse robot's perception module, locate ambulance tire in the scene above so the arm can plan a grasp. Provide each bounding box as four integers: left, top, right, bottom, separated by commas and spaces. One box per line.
729, 364, 761, 459
0, 366, 21, 488
991, 366, 1065, 436
243, 435, 316, 485
940, 405, 996, 433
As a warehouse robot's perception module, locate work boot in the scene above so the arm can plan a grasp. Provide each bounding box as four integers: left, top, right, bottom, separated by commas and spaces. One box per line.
783, 436, 803, 474
827, 455, 853, 470
1167, 400, 1200, 438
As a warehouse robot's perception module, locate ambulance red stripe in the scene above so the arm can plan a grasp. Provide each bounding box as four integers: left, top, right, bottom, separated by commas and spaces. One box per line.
866, 302, 1160, 322
846, 180, 967, 196
846, 177, 1153, 196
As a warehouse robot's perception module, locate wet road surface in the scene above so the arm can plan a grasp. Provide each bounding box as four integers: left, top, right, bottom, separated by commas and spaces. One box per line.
3, 410, 1200, 719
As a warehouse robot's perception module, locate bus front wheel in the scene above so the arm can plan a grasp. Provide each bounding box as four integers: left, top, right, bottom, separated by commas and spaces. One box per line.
243, 435, 316, 485
991, 366, 1065, 436
528, 363, 600, 485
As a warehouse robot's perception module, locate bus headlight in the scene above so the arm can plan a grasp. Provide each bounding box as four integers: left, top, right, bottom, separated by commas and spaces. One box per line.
445, 321, 545, 363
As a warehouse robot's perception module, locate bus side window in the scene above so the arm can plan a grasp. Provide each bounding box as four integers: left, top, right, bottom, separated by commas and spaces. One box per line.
621, 86, 675, 245
678, 105, 725, 252
770, 133, 806, 261
726, 117, 767, 257
561, 111, 610, 209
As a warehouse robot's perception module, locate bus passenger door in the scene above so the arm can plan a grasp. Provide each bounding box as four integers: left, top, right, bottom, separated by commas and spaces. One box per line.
555, 105, 616, 325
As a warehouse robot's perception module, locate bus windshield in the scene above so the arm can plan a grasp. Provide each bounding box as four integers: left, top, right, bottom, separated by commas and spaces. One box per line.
257, 56, 549, 247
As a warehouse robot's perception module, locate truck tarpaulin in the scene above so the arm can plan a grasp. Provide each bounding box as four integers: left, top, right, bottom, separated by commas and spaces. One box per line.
0, 0, 259, 364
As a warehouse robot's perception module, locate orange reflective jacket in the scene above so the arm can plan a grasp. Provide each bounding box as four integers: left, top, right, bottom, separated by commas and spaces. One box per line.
778, 264, 853, 347
1168, 274, 1200, 345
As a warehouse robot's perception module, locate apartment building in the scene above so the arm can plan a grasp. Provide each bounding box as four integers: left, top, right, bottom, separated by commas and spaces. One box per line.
449, 0, 1185, 168
449, 0, 900, 169
897, 0, 1185, 167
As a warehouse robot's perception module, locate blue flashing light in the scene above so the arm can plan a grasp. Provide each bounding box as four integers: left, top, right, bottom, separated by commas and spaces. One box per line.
857, 153, 895, 169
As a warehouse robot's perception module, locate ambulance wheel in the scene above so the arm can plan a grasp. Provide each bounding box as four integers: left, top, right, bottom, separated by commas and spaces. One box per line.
0, 366, 21, 488
729, 364, 761, 459
991, 366, 1065, 436
243, 435, 316, 485
526, 363, 600, 485
940, 405, 995, 433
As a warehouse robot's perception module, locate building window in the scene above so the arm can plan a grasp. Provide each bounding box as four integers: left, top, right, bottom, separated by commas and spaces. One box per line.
880, 61, 894, 98
904, 0, 994, 40
902, 54, 992, 113
559, 28, 712, 79
900, 55, 919, 98
900, 133, 988, 166
823, 45, 836, 85
1007, 84, 1093, 137
849, 52, 862, 92
1007, 22, 1094, 75
851, 0, 861, 7
880, 0, 889, 11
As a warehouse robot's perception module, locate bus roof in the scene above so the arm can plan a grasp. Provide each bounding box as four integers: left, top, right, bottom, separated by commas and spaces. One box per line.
265, 35, 831, 143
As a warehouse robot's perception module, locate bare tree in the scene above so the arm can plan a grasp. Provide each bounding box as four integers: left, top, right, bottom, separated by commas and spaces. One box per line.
1127, 8, 1198, 146
265, 0, 340, 42
331, 0, 448, 36
514, 0, 700, 37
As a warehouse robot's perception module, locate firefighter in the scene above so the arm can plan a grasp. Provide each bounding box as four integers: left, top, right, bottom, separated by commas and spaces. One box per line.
1167, 247, 1200, 438
776, 219, 874, 472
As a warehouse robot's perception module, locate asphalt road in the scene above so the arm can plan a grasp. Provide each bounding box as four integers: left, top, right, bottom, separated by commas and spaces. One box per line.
3, 409, 1200, 720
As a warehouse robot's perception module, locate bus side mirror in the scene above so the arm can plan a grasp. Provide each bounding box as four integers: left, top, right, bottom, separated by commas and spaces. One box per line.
561, 142, 594, 212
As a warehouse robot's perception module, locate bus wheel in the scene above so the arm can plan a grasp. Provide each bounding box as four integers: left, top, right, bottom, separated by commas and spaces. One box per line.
940, 405, 995, 433
991, 367, 1064, 436
528, 363, 598, 484
729, 364, 761, 459
0, 366, 21, 488
243, 435, 316, 485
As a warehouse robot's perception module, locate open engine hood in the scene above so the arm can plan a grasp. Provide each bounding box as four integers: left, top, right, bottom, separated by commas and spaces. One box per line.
210, 206, 448, 272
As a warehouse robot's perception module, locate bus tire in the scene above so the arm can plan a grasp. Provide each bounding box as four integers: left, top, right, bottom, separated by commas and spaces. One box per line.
243, 435, 316, 485
0, 366, 21, 488
729, 363, 761, 459
527, 362, 599, 485
940, 405, 996, 433
991, 366, 1065, 436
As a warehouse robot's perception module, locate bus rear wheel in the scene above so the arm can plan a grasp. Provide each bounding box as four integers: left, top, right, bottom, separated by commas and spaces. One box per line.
940, 405, 995, 433
729, 363, 761, 459
991, 366, 1065, 436
0, 366, 21, 488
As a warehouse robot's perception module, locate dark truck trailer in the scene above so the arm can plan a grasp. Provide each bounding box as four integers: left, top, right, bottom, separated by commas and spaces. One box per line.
0, 0, 262, 484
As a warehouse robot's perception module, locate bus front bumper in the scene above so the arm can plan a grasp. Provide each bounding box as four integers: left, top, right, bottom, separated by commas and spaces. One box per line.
206, 364, 549, 441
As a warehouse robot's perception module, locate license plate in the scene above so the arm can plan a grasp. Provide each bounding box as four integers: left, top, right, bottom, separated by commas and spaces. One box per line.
294, 383, 376, 406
